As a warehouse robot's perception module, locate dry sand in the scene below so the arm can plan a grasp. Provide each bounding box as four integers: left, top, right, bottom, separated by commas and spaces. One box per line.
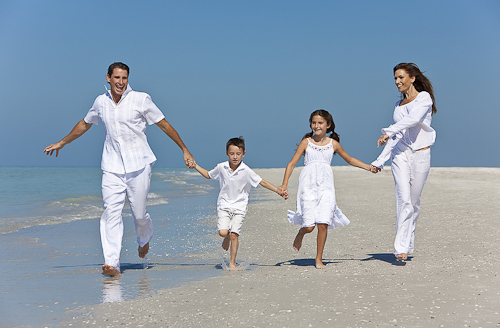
69, 167, 500, 328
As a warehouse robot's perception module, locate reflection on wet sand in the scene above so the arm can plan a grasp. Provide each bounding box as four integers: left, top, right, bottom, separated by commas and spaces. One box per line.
102, 277, 123, 303
102, 267, 152, 303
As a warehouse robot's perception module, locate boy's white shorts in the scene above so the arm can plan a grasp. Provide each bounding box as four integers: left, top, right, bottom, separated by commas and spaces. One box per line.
217, 208, 246, 235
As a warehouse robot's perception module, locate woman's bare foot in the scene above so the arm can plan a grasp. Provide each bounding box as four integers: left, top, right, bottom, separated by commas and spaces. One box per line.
138, 242, 149, 258
315, 261, 326, 269
222, 235, 230, 251
229, 262, 237, 270
293, 232, 304, 251
396, 253, 408, 261
102, 264, 121, 277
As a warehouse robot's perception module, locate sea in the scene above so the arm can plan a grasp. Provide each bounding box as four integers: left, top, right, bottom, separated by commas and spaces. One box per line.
0, 167, 264, 327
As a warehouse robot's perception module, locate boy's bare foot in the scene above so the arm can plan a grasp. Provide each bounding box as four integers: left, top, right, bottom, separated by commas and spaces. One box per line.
396, 253, 408, 261
138, 242, 149, 258
222, 235, 230, 251
102, 264, 121, 277
315, 261, 326, 269
293, 232, 304, 251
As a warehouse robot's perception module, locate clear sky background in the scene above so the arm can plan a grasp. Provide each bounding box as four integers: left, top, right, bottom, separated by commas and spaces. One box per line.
1, 0, 498, 169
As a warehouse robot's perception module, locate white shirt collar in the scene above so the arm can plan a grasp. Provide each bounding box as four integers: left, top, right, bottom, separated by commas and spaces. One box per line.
104, 84, 133, 102
223, 161, 246, 174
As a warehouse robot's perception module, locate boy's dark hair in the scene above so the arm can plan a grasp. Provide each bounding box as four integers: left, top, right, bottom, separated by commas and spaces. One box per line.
107, 62, 130, 77
226, 136, 245, 151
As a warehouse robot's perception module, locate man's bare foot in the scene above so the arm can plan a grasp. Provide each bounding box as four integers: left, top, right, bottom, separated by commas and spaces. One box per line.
315, 261, 326, 269
102, 264, 121, 277
396, 253, 408, 261
293, 232, 304, 251
221, 235, 230, 251
138, 242, 149, 258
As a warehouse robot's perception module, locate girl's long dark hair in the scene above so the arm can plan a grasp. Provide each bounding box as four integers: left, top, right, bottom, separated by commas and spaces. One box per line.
394, 63, 437, 115
302, 109, 340, 142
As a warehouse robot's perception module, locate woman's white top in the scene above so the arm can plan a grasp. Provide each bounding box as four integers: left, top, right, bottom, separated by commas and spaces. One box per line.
371, 91, 436, 168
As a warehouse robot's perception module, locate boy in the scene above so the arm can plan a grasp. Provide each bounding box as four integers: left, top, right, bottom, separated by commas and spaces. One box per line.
191, 137, 286, 269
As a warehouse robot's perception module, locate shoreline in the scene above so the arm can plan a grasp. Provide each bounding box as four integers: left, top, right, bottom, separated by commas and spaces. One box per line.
68, 167, 500, 327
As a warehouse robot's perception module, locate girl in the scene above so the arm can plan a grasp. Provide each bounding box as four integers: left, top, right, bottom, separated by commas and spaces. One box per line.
279, 110, 373, 269
371, 63, 437, 261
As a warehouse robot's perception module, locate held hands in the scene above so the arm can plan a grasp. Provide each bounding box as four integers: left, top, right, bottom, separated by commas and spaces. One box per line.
371, 134, 387, 173
369, 164, 381, 174
184, 152, 196, 169
377, 134, 390, 147
277, 185, 289, 200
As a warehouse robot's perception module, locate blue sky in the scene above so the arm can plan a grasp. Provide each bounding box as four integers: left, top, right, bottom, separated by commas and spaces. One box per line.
1, 0, 498, 169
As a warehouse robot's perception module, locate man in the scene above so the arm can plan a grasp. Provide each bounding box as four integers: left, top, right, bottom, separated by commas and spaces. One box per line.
44, 62, 195, 277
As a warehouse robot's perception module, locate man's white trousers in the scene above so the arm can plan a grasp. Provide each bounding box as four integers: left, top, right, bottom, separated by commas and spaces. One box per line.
100, 164, 154, 271
391, 147, 430, 256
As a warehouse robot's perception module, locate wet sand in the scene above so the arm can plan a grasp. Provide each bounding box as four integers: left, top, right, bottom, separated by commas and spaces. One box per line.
69, 167, 500, 327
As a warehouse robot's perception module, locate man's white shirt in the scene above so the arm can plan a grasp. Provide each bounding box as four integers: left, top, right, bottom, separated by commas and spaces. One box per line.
84, 85, 165, 174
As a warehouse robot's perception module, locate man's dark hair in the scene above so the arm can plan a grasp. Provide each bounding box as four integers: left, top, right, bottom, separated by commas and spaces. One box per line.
107, 62, 130, 76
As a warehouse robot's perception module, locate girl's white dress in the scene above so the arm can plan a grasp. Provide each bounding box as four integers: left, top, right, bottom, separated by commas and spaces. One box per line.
288, 139, 350, 229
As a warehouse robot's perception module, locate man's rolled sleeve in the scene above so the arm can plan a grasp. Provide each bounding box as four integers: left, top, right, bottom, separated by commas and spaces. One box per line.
84, 102, 100, 125
142, 95, 165, 125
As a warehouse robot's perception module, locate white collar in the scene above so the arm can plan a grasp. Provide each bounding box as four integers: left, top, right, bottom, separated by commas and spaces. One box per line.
223, 161, 246, 174
104, 84, 133, 102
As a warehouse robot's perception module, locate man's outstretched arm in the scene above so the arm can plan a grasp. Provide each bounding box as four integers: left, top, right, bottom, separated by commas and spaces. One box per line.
43, 119, 92, 157
155, 119, 195, 168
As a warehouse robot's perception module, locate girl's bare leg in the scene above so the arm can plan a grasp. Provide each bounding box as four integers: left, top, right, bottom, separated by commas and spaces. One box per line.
315, 224, 328, 269
229, 232, 239, 269
293, 226, 315, 251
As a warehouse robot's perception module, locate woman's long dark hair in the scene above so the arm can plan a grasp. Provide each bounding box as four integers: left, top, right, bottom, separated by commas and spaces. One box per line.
394, 63, 437, 115
302, 109, 340, 142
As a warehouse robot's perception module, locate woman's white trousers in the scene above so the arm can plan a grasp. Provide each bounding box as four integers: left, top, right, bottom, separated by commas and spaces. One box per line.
391, 147, 430, 256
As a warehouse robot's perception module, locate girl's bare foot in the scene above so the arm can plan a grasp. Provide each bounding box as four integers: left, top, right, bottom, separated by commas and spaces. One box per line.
315, 261, 326, 269
293, 232, 304, 251
222, 235, 230, 251
102, 264, 121, 277
138, 242, 149, 258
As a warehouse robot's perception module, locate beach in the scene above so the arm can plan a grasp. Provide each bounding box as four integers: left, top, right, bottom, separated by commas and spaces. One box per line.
67, 167, 500, 328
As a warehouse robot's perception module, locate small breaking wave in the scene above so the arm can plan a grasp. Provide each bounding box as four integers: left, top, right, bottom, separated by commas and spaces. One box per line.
0, 192, 170, 235
147, 193, 168, 206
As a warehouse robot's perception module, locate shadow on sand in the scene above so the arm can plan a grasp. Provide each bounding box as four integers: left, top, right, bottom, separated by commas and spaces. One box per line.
361, 253, 412, 266
274, 258, 341, 267
273, 253, 412, 268
55, 253, 410, 275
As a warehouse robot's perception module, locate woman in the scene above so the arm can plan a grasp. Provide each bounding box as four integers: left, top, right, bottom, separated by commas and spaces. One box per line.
371, 63, 437, 261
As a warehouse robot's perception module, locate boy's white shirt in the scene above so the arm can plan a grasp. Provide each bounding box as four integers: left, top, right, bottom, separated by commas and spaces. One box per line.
208, 161, 262, 212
